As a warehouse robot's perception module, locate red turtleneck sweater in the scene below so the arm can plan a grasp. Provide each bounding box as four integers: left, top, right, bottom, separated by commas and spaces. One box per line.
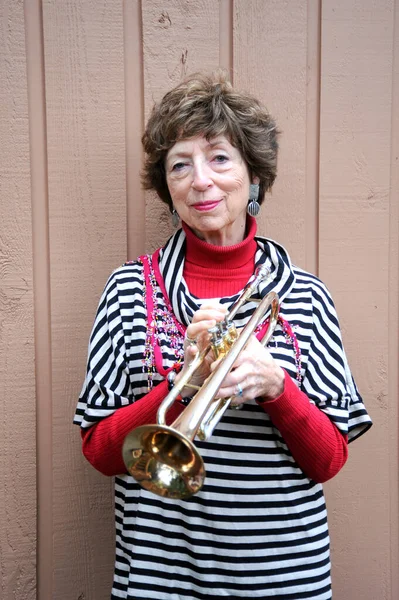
81, 220, 347, 482
182, 218, 258, 297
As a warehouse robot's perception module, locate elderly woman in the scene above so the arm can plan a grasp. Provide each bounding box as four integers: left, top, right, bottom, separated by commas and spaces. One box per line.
74, 72, 371, 600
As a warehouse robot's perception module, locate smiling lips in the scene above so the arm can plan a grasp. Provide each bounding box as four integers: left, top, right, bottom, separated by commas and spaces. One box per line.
192, 200, 221, 212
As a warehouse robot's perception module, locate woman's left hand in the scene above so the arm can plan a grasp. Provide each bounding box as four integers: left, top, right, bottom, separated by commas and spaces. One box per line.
213, 335, 285, 406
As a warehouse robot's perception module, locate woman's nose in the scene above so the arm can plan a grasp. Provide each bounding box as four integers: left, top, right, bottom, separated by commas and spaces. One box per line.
191, 162, 212, 190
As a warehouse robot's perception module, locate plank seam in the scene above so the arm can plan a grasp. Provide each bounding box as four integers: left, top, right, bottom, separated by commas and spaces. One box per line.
124, 0, 146, 259
24, 0, 54, 597
219, 0, 233, 81
305, 0, 322, 277
388, 1, 399, 597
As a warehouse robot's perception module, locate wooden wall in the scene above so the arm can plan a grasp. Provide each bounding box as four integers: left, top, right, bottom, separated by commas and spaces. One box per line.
0, 1, 397, 598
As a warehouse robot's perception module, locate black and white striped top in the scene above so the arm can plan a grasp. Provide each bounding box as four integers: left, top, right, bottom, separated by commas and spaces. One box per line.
75, 230, 371, 599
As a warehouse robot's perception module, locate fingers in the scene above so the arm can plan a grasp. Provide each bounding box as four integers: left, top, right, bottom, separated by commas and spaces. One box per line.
181, 314, 281, 404
179, 306, 226, 386
215, 363, 250, 401
184, 343, 199, 362
210, 340, 271, 376
209, 337, 280, 403
185, 304, 227, 349
191, 303, 227, 328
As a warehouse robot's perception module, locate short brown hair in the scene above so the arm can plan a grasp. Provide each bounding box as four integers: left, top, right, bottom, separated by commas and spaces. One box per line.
141, 71, 279, 211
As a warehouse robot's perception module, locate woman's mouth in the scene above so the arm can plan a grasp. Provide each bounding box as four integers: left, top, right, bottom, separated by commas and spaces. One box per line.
192, 200, 221, 212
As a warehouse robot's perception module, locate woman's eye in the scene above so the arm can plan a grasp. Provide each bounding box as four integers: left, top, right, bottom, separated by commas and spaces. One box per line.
171, 162, 186, 171
213, 154, 229, 163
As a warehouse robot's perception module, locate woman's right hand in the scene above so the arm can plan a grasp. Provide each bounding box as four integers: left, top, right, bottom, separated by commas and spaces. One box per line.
175, 302, 227, 398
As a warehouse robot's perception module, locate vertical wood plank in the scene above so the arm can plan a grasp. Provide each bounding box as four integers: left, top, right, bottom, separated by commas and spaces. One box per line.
219, 0, 233, 78
0, 1, 36, 598
319, 1, 395, 598
305, 0, 321, 276
388, 1, 398, 597
234, 0, 314, 269
24, 0, 53, 598
141, 0, 222, 252
42, 0, 126, 597
124, 0, 146, 259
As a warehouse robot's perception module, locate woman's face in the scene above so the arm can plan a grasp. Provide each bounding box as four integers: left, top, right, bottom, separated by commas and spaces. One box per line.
165, 135, 257, 246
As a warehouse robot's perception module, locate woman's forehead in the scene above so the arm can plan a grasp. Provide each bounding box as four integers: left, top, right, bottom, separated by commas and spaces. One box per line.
167, 135, 235, 157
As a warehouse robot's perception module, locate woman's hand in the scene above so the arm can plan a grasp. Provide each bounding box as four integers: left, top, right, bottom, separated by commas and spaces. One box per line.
212, 335, 285, 406
175, 302, 227, 398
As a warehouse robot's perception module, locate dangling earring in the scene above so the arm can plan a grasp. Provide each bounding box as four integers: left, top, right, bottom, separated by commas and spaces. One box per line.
171, 208, 180, 228
247, 184, 260, 217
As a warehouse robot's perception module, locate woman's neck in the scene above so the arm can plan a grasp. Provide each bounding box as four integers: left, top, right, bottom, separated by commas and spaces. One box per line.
182, 217, 258, 297
182, 217, 257, 267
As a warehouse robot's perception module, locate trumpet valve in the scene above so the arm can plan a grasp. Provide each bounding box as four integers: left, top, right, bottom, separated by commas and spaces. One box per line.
224, 319, 238, 347
208, 325, 228, 358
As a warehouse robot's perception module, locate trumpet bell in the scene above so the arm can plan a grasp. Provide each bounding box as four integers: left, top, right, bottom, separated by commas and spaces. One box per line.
122, 424, 206, 499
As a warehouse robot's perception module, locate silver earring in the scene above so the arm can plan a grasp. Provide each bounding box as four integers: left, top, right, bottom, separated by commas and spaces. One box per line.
171, 208, 180, 228
247, 184, 260, 217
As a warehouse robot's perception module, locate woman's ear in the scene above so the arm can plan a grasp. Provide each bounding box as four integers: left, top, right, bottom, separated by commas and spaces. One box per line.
251, 175, 260, 185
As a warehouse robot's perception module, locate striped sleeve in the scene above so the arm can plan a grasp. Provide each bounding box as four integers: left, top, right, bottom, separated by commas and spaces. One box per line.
74, 270, 134, 428
301, 276, 372, 442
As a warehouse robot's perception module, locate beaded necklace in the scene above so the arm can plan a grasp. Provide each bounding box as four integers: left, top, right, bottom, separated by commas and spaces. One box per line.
137, 253, 185, 389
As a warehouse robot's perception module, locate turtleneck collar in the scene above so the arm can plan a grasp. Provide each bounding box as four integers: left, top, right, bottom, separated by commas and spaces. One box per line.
182, 216, 258, 269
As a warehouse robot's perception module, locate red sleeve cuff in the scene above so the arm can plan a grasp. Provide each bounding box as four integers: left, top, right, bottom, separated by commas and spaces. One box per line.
257, 370, 313, 428
256, 370, 348, 483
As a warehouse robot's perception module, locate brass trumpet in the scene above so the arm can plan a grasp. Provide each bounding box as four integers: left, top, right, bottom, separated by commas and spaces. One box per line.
122, 266, 279, 499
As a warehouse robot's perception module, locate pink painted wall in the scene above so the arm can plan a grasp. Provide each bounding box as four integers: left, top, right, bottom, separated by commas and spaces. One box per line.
0, 1, 397, 598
